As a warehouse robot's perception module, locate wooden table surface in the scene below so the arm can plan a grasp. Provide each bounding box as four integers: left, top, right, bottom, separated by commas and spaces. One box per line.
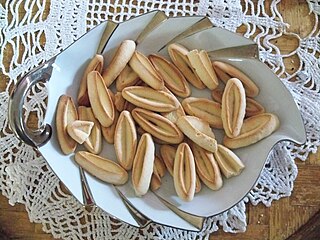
1, 0, 320, 239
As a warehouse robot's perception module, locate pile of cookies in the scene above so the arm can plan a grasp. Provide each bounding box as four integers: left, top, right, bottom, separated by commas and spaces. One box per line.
55, 40, 279, 202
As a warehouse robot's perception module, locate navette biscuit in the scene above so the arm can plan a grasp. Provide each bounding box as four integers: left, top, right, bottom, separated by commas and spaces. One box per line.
213, 88, 265, 117
213, 145, 245, 178
75, 151, 128, 185
122, 86, 179, 112
114, 111, 137, 170
132, 108, 184, 144
182, 97, 223, 129
87, 71, 115, 127
56, 95, 78, 155
103, 40, 136, 87
116, 64, 140, 91
223, 113, 280, 149
187, 49, 219, 90
191, 143, 223, 190
149, 54, 191, 98
132, 133, 155, 196
221, 78, 246, 138
67, 120, 94, 144
78, 54, 104, 106
177, 116, 217, 153
173, 143, 196, 201
168, 43, 206, 89
129, 50, 164, 90
78, 106, 102, 154
212, 61, 259, 97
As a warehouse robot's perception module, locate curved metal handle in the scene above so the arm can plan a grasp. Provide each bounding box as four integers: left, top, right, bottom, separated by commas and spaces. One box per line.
8, 58, 56, 147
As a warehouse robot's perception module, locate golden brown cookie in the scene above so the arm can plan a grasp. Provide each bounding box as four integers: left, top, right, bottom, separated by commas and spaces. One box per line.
176, 116, 217, 153
212, 61, 259, 97
122, 86, 179, 112
223, 113, 280, 149
132, 133, 155, 196
56, 95, 78, 155
114, 111, 137, 170
173, 143, 196, 201
221, 78, 246, 138
182, 97, 223, 129
132, 108, 184, 144
75, 151, 128, 185
78, 106, 102, 154
149, 54, 191, 97
168, 43, 206, 89
78, 54, 104, 106
129, 50, 164, 90
213, 145, 245, 178
103, 40, 136, 87
87, 71, 115, 127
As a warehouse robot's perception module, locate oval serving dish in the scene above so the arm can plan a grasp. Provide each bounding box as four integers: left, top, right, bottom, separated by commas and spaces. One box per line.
8, 11, 306, 231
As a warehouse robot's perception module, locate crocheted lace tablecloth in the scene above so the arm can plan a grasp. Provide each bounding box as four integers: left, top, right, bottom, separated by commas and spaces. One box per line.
0, 0, 319, 239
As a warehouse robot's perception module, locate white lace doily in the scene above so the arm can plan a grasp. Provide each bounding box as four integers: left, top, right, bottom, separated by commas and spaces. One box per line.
0, 0, 319, 239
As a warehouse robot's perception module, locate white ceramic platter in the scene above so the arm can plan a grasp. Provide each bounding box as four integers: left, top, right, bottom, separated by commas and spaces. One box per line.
10, 11, 306, 231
